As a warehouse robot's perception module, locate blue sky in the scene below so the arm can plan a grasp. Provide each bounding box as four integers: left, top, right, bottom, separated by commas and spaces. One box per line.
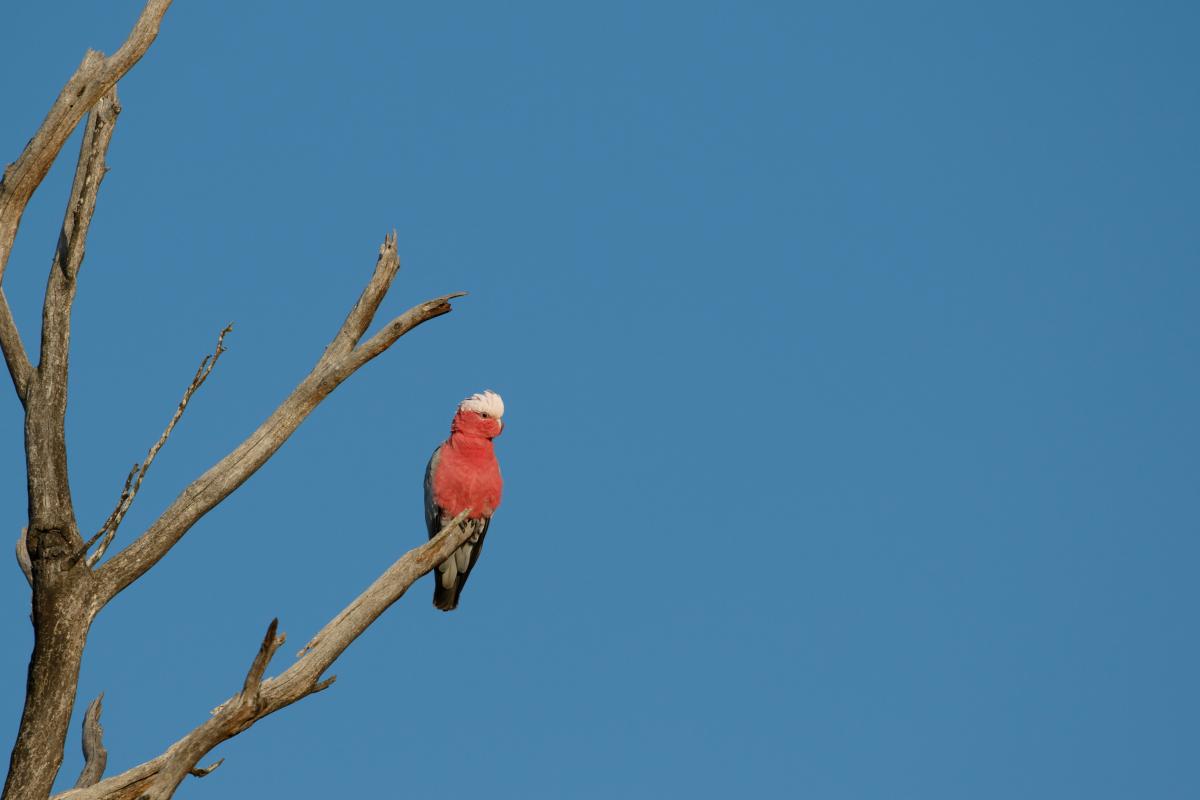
1, 1, 1198, 797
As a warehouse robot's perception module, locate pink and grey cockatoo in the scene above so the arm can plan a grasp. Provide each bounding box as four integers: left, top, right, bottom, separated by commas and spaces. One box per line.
424, 390, 505, 611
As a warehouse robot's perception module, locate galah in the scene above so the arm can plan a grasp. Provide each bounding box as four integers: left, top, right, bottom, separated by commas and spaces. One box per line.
424, 390, 505, 611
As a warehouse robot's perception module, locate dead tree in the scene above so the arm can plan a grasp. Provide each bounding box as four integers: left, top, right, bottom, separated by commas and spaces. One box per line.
0, 4, 478, 798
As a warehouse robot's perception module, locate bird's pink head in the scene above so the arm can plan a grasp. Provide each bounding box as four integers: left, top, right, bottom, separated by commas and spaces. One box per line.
450, 390, 505, 439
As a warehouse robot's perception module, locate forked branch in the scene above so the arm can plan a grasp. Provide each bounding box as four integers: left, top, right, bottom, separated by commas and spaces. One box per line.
24, 87, 120, 545
54, 512, 474, 800
0, 1, 173, 407
95, 232, 463, 602
85, 325, 232, 567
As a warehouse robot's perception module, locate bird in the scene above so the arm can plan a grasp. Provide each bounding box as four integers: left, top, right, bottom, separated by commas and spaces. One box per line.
424, 390, 505, 611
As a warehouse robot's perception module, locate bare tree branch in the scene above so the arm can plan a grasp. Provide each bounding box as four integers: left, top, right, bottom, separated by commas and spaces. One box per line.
0, 0, 172, 291
349, 291, 467, 368
26, 87, 120, 550
36, 85, 120, 399
73, 696, 107, 790
95, 233, 463, 602
15, 528, 32, 588
56, 512, 474, 800
0, 288, 32, 403
86, 325, 232, 568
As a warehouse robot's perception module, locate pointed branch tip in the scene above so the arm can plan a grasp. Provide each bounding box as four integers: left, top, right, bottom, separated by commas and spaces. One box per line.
74, 693, 108, 789
189, 758, 224, 778
243, 618, 283, 696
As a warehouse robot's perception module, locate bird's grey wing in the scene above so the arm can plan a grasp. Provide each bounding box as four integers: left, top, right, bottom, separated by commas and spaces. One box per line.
424, 445, 443, 540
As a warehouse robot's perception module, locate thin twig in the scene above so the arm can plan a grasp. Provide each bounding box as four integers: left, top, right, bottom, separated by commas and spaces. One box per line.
86, 325, 232, 568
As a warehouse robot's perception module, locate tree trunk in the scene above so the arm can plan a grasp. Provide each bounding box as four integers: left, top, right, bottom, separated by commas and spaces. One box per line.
3, 578, 93, 800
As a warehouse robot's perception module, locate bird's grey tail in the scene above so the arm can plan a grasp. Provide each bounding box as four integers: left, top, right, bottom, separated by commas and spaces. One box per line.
433, 581, 460, 612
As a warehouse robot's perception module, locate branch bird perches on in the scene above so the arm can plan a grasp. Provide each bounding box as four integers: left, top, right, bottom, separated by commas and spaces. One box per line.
52, 511, 474, 800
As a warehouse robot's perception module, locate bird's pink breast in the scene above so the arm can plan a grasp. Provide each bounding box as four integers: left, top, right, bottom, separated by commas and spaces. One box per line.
432, 436, 503, 519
